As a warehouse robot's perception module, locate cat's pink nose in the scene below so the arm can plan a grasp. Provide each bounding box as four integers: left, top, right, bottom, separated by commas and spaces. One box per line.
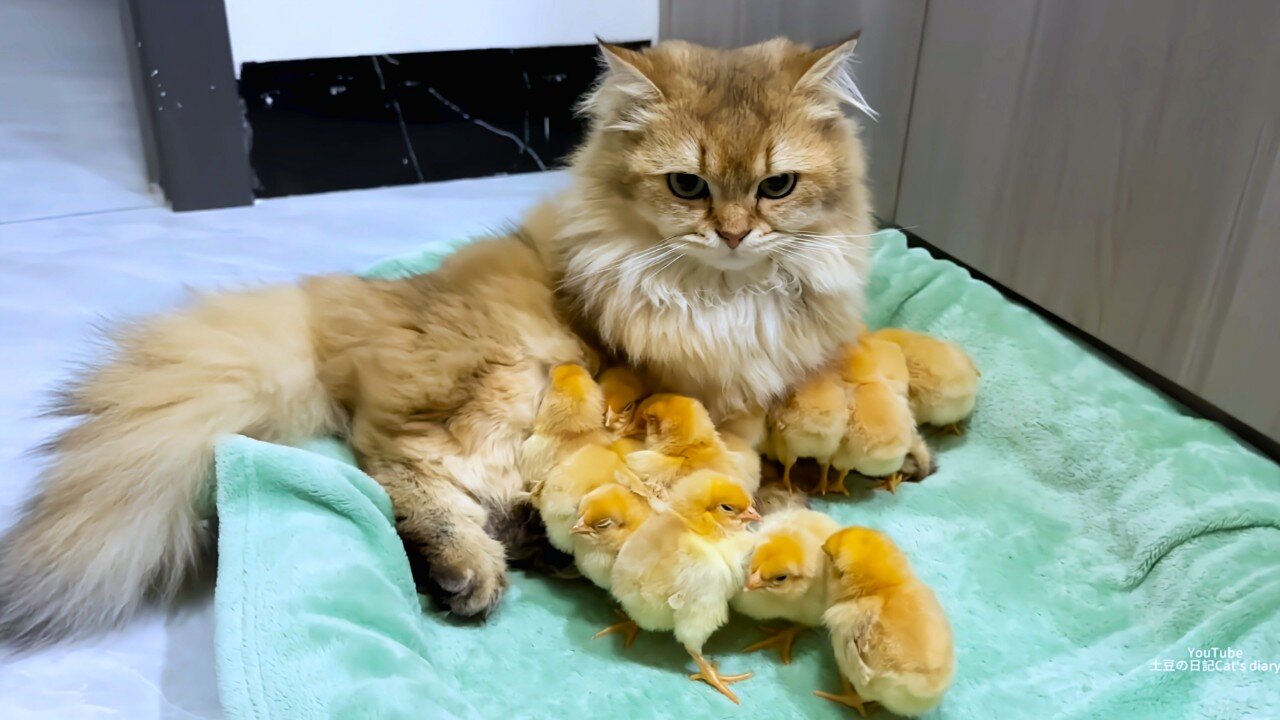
717, 229, 748, 249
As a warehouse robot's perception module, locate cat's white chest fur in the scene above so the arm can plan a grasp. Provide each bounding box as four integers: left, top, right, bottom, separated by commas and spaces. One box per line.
562, 237, 868, 420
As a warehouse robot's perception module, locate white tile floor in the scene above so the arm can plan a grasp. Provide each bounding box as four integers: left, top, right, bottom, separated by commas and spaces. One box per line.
0, 1, 569, 716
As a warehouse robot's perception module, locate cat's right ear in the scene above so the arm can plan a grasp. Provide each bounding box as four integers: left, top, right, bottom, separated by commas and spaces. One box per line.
579, 40, 663, 131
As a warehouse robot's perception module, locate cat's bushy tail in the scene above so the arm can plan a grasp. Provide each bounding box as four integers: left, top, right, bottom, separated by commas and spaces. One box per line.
0, 285, 341, 648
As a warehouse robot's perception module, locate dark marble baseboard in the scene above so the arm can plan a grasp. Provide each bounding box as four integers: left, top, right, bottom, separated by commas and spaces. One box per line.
238, 42, 647, 198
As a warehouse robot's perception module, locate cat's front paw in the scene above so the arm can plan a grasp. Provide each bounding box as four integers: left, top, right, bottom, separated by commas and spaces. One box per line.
424, 530, 509, 619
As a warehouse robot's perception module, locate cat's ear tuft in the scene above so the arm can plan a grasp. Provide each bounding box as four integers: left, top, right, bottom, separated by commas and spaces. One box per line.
579, 41, 663, 131
793, 32, 877, 122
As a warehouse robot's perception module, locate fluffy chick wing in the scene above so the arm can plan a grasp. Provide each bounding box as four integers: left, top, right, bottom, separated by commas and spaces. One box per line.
842, 382, 915, 475
826, 583, 955, 715
670, 529, 752, 652
536, 444, 628, 553
770, 372, 849, 465
610, 513, 687, 631
869, 328, 979, 426
610, 512, 747, 653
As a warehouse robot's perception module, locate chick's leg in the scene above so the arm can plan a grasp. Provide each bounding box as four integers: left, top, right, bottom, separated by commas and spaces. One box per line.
688, 651, 752, 705
813, 675, 870, 717
593, 608, 640, 649
742, 623, 807, 664
782, 460, 795, 494
826, 469, 850, 496
875, 472, 904, 494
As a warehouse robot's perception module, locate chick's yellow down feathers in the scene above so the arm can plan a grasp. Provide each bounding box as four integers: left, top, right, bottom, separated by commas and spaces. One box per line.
829, 340, 919, 493
570, 483, 653, 591
520, 364, 639, 553
597, 365, 648, 436
768, 370, 849, 493
520, 364, 610, 489
817, 527, 954, 717
731, 508, 840, 663
624, 394, 759, 495
865, 328, 979, 431
609, 471, 761, 703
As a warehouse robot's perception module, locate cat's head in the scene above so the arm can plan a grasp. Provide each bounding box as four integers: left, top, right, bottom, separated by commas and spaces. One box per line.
569, 36, 875, 275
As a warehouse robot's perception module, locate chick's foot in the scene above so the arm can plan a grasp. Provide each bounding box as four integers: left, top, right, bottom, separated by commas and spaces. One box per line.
593, 608, 640, 649
688, 652, 752, 705
813, 675, 871, 717
823, 470, 851, 496
742, 623, 807, 664
875, 472, 904, 494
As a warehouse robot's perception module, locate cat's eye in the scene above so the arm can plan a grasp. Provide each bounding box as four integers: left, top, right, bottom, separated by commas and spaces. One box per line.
667, 173, 709, 200
757, 173, 797, 199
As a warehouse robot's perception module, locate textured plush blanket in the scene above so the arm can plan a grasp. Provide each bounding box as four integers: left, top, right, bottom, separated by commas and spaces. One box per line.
215, 230, 1280, 719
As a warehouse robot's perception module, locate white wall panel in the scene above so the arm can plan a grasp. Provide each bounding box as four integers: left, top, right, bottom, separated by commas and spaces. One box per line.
226, 0, 659, 69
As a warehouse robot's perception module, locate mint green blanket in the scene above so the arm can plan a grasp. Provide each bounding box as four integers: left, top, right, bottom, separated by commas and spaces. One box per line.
215, 230, 1280, 719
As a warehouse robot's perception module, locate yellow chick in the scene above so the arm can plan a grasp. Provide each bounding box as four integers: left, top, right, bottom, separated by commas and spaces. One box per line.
519, 363, 611, 491
570, 483, 654, 592
572, 483, 655, 649
623, 394, 759, 495
520, 364, 639, 553
608, 470, 762, 704
768, 368, 850, 493
730, 508, 840, 664
816, 527, 954, 717
866, 328, 980, 434
597, 365, 649, 436
534, 444, 639, 555
829, 339, 918, 495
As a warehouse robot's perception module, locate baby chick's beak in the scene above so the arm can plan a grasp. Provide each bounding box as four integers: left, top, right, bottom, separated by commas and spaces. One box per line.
739, 506, 762, 523
570, 520, 592, 535
604, 408, 619, 429
744, 571, 766, 591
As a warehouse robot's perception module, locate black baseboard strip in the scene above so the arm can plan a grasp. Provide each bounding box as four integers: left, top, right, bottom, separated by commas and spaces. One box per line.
890, 225, 1280, 464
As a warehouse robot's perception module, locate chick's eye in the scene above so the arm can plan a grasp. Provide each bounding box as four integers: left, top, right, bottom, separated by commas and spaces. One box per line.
623, 401, 635, 413
667, 173, 709, 200
773, 574, 788, 583
757, 173, 797, 199
594, 519, 613, 529
719, 503, 735, 513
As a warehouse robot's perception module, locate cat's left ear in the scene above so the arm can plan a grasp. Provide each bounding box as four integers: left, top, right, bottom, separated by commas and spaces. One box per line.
794, 32, 878, 121
580, 40, 663, 131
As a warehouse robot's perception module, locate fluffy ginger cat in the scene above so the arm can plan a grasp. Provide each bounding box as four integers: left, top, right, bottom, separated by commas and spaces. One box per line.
0, 36, 874, 646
